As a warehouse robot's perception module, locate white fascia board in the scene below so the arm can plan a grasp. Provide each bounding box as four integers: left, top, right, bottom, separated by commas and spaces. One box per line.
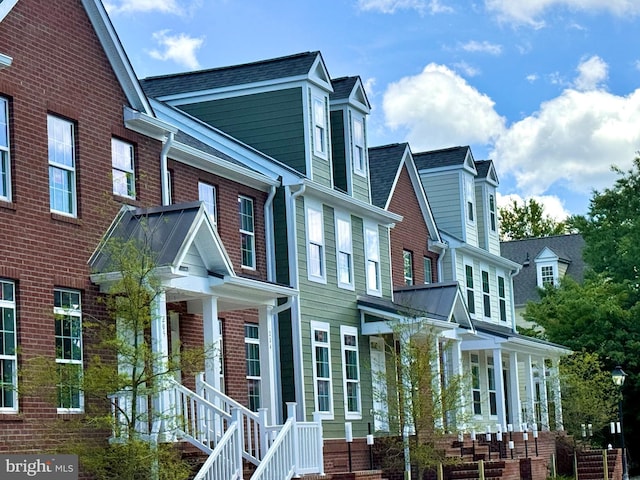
123, 107, 177, 140
224, 275, 298, 298
303, 179, 402, 226
0, 0, 19, 22
81, 0, 152, 114
506, 337, 571, 356
0, 52, 12, 69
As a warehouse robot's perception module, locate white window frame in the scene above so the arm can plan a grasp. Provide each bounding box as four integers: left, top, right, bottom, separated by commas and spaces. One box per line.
352, 116, 366, 176
424, 257, 432, 284
487, 355, 497, 416
54, 288, 83, 413
481, 268, 491, 319
465, 176, 475, 223
0, 280, 17, 412
364, 221, 381, 296
403, 250, 414, 286
497, 274, 507, 322
341, 326, 361, 419
335, 211, 354, 290
311, 321, 333, 419
111, 138, 135, 199
199, 181, 217, 225
245, 324, 261, 412
306, 199, 326, 283
0, 97, 11, 202
470, 353, 481, 416
48, 115, 77, 217
313, 96, 328, 158
238, 195, 256, 269
540, 265, 555, 286
489, 193, 497, 232
465, 263, 475, 315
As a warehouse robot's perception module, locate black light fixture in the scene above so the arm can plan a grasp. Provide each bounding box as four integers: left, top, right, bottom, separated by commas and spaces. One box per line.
611, 366, 629, 480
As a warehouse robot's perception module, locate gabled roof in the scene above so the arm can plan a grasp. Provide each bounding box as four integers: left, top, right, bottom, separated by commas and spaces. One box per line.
368, 143, 410, 209
413, 146, 476, 174
330, 76, 371, 112
140, 51, 330, 99
500, 234, 586, 306
474, 160, 499, 186
471, 319, 570, 355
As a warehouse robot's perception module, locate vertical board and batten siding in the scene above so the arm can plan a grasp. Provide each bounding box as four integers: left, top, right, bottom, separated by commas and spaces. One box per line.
419, 171, 464, 239
179, 88, 308, 174
330, 110, 348, 193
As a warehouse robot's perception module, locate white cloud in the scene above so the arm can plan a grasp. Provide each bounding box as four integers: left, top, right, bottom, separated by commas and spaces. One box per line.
485, 0, 640, 27
104, 0, 183, 15
453, 61, 481, 77
357, 0, 453, 14
459, 40, 503, 55
382, 63, 506, 150
573, 55, 608, 91
526, 73, 539, 83
148, 30, 204, 70
497, 193, 570, 222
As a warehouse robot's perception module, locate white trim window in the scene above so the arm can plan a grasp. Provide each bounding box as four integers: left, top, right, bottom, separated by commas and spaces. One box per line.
481, 269, 491, 319
306, 201, 326, 283
465, 264, 475, 314
311, 321, 333, 418
489, 194, 497, 232
470, 353, 481, 415
335, 212, 354, 289
465, 177, 475, 223
498, 275, 507, 322
541, 265, 554, 286
487, 355, 497, 416
245, 324, 261, 412
341, 326, 361, 419
365, 222, 381, 296
238, 195, 256, 269
199, 181, 217, 224
313, 96, 327, 158
424, 257, 432, 284
0, 280, 17, 412
0, 97, 10, 202
48, 115, 77, 216
111, 138, 135, 198
403, 250, 414, 286
54, 289, 83, 412
352, 116, 366, 176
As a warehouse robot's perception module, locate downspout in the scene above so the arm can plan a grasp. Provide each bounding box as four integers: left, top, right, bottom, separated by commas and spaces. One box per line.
160, 132, 174, 206
507, 267, 520, 332
286, 183, 306, 420
264, 185, 277, 282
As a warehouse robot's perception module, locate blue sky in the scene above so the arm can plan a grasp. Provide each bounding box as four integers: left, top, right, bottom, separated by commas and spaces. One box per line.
105, 0, 640, 219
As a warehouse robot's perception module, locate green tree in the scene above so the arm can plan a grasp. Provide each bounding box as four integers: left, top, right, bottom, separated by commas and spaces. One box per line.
499, 198, 567, 240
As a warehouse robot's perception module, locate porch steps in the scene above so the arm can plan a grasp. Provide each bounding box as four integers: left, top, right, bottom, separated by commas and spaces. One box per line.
576, 450, 618, 480
443, 460, 506, 480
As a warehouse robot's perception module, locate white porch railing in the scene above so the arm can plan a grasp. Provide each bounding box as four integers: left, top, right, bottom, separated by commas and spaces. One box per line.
193, 409, 243, 480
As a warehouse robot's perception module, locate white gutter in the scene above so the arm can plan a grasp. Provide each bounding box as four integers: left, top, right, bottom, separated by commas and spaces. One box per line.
265, 186, 277, 282
160, 132, 174, 206
286, 184, 306, 420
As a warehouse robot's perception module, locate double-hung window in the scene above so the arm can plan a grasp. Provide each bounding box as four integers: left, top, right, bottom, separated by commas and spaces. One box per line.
335, 213, 353, 289
541, 265, 554, 286
0, 97, 10, 202
54, 289, 83, 412
199, 182, 217, 224
352, 117, 365, 175
465, 177, 475, 223
403, 250, 413, 286
245, 324, 261, 412
487, 355, 497, 416
48, 115, 77, 216
0, 280, 17, 412
313, 97, 327, 157
365, 222, 381, 296
112, 138, 135, 198
482, 270, 491, 318
424, 257, 432, 284
465, 264, 475, 314
311, 321, 332, 417
489, 194, 496, 232
238, 196, 255, 269
341, 326, 361, 419
471, 353, 481, 415
306, 201, 326, 282
498, 275, 507, 322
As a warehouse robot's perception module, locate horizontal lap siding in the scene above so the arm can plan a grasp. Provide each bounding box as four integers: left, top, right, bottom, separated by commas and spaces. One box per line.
421, 171, 463, 239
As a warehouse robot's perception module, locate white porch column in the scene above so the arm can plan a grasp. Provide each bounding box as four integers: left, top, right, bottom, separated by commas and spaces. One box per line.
523, 354, 535, 428
551, 357, 564, 430
492, 348, 507, 428
150, 289, 170, 430
538, 358, 550, 430
258, 305, 279, 426
433, 336, 443, 429
508, 352, 522, 430
202, 296, 221, 390
451, 339, 466, 430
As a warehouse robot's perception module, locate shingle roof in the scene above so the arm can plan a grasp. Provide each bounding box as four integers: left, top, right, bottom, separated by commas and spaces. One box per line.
413, 146, 470, 170
141, 51, 321, 98
474, 160, 492, 178
174, 130, 246, 167
500, 234, 586, 306
330, 76, 358, 100
473, 319, 570, 351
368, 143, 409, 209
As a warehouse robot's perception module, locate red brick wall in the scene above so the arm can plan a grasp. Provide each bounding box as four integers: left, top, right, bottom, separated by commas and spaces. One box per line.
387, 165, 439, 287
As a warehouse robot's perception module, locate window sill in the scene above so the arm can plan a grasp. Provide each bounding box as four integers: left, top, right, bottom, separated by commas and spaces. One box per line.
0, 412, 24, 421
51, 212, 82, 226
0, 199, 16, 211
112, 194, 140, 207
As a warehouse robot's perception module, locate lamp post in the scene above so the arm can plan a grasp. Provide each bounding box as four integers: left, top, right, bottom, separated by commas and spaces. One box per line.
612, 366, 629, 480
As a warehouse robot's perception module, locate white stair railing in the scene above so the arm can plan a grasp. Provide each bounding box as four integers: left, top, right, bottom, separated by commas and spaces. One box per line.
193, 408, 244, 480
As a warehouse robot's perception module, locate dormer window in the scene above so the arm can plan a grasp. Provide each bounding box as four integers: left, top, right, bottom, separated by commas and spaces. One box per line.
541, 265, 555, 286
489, 194, 496, 232
313, 97, 327, 158
465, 177, 475, 223
352, 117, 365, 176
